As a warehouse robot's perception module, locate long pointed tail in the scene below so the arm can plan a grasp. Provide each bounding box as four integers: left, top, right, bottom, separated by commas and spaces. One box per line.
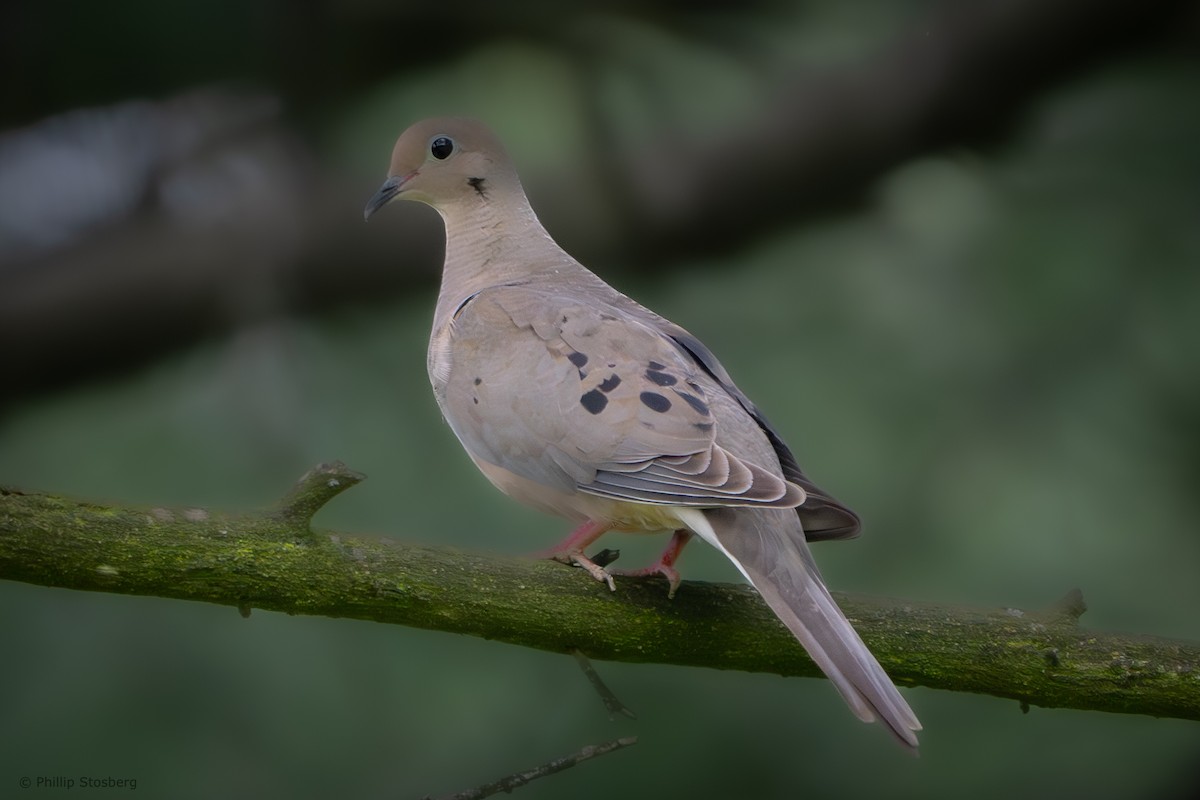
678, 506, 921, 751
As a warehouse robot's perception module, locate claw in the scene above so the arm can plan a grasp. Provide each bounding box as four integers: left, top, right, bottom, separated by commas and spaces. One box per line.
611, 562, 682, 598
611, 530, 693, 599
539, 520, 616, 590
538, 523, 693, 596
562, 552, 616, 592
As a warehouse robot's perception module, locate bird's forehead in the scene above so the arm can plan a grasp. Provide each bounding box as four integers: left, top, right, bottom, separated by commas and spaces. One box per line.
389, 118, 493, 165
389, 121, 438, 168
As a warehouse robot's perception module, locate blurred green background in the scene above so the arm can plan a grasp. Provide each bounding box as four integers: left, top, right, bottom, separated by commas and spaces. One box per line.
2, 1, 1198, 798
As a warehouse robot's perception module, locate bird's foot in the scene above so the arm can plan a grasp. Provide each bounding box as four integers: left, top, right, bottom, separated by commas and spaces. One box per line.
535, 520, 616, 591
554, 550, 616, 592
611, 529, 693, 599
610, 562, 682, 599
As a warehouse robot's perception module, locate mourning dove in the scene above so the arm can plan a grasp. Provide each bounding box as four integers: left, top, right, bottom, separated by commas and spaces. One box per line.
365, 118, 921, 750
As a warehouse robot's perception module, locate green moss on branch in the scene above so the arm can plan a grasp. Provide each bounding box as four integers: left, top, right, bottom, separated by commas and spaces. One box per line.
1, 463, 1197, 722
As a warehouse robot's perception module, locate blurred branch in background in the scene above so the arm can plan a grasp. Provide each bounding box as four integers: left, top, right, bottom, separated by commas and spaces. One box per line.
2, 463, 1198, 723
423, 737, 639, 800
586, 0, 1197, 260
0, 0, 1195, 413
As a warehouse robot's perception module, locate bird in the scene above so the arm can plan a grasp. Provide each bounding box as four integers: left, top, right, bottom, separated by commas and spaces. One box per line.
364, 117, 921, 750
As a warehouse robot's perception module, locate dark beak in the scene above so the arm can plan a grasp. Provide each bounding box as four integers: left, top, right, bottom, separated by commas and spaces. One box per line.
363, 174, 409, 221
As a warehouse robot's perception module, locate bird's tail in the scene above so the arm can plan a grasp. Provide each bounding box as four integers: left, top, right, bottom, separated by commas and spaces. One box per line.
676, 506, 922, 752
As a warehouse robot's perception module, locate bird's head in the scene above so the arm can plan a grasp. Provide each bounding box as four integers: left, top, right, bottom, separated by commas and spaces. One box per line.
363, 117, 515, 221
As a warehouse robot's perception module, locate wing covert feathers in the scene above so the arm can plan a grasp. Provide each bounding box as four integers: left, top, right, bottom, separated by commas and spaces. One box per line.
445, 286, 807, 510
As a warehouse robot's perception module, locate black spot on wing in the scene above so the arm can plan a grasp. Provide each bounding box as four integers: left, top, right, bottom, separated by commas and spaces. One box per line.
648, 361, 666, 371
567, 352, 589, 369
598, 374, 621, 393
674, 390, 710, 416
645, 369, 677, 386
581, 390, 608, 415
640, 391, 671, 413
473, 377, 482, 386
693, 422, 714, 432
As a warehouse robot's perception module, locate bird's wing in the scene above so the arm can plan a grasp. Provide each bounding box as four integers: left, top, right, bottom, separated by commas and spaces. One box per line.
658, 321, 862, 540
435, 284, 804, 509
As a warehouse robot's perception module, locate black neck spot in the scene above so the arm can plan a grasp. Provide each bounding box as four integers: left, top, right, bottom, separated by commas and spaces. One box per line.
468, 176, 487, 197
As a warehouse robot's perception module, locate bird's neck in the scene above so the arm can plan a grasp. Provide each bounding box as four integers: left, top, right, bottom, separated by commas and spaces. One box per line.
434, 190, 572, 322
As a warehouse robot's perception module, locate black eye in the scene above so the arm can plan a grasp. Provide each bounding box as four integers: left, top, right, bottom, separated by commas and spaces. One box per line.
430, 136, 454, 160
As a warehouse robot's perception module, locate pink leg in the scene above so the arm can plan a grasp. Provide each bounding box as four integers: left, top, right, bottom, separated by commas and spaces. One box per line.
612, 529, 693, 599
535, 520, 610, 558
534, 520, 615, 591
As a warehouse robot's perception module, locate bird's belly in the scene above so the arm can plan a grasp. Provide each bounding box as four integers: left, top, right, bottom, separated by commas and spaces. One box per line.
470, 453, 684, 533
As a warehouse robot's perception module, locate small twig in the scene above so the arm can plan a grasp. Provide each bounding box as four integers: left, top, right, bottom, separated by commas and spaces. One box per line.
1048, 588, 1088, 622
423, 737, 638, 800
590, 548, 621, 568
272, 460, 365, 527
572, 649, 638, 720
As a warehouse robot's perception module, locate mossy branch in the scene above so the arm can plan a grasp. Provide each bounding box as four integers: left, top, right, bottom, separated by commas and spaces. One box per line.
1, 462, 1197, 722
